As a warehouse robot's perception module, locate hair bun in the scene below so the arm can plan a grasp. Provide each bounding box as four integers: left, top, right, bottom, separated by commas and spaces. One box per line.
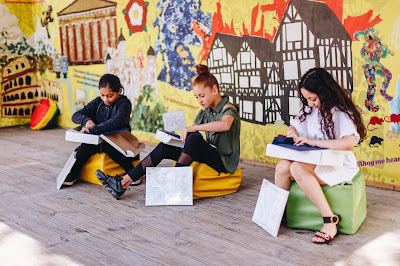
196, 64, 209, 75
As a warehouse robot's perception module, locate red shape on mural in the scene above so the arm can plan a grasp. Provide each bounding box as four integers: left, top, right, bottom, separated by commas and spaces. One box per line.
260, 0, 289, 25
344, 10, 383, 40
196, 0, 236, 63
368, 116, 385, 131
124, 0, 147, 34
385, 114, 400, 124
196, 0, 382, 62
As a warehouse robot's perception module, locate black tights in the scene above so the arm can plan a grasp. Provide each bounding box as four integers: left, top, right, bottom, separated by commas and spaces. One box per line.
127, 133, 226, 182
67, 142, 139, 180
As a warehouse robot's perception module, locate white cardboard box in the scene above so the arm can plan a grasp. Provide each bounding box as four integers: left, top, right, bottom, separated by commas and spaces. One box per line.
155, 129, 184, 148
100, 130, 145, 157
65, 129, 102, 145
265, 144, 346, 166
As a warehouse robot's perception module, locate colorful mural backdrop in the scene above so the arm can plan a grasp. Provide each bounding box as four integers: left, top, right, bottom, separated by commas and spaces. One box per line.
0, 0, 399, 190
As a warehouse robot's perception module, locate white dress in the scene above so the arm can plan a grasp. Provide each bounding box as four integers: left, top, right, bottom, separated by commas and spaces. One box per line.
290, 107, 360, 186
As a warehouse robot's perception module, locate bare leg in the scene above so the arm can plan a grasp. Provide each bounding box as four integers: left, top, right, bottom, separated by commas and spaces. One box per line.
289, 162, 337, 243
120, 156, 153, 188
274, 159, 293, 190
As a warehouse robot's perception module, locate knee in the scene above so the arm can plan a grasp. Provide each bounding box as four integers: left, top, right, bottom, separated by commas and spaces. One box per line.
274, 160, 291, 181
183, 133, 203, 151
185, 132, 202, 144
289, 162, 309, 182
153, 142, 169, 156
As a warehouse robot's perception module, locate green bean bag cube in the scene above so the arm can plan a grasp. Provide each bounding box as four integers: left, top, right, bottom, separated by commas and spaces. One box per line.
286, 172, 366, 235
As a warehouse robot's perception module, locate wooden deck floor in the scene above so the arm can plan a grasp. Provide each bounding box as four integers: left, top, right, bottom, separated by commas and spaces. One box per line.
0, 126, 399, 265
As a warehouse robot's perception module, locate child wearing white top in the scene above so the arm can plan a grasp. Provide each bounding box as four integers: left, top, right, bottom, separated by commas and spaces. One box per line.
275, 68, 367, 244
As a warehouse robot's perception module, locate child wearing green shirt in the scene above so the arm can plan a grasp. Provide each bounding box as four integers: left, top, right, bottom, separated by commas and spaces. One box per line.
96, 64, 241, 200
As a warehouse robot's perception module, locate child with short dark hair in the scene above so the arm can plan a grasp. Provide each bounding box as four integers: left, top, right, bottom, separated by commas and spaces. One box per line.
96, 65, 241, 200
63, 74, 139, 185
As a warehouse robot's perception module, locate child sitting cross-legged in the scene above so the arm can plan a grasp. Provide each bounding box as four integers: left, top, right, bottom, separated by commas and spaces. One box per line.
64, 74, 139, 186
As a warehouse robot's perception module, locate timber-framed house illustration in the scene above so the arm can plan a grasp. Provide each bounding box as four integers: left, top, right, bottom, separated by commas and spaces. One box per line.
235, 35, 283, 124
275, 0, 353, 118
207, 0, 353, 125
207, 33, 242, 103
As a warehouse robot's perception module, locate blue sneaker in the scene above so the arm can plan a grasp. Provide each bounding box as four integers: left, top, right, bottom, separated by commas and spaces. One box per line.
95, 169, 126, 200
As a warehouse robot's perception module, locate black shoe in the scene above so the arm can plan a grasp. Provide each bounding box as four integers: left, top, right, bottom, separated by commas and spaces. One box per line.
95, 169, 126, 200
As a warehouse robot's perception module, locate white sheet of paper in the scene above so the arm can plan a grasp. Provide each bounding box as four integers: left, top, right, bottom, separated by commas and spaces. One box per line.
145, 167, 193, 206
252, 179, 289, 237
56, 151, 77, 190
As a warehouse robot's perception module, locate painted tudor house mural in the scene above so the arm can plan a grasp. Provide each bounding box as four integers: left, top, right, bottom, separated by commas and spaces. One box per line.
0, 0, 399, 190
207, 0, 353, 125
208, 33, 283, 125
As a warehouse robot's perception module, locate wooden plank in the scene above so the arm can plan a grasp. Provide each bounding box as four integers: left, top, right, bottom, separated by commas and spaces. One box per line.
0, 163, 288, 265
0, 174, 213, 265
0, 202, 149, 266
0, 153, 313, 265
0, 180, 169, 265
1, 126, 400, 265
365, 180, 400, 192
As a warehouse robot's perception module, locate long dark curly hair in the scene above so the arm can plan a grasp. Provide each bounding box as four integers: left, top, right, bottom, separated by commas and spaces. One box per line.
298, 68, 366, 141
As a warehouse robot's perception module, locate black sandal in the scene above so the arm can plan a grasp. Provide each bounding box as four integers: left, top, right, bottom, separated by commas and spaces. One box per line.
313, 215, 341, 244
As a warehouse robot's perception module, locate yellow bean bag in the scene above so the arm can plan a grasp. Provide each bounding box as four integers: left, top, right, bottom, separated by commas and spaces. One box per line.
190, 161, 242, 199
79, 153, 140, 186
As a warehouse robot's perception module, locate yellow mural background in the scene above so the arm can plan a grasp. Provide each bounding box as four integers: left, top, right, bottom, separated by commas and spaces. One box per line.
0, 0, 400, 188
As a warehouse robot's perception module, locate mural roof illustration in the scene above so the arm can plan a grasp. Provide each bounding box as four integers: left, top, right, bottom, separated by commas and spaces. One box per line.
211, 33, 279, 62
275, 0, 350, 41
213, 33, 244, 58
58, 0, 117, 16
242, 35, 279, 62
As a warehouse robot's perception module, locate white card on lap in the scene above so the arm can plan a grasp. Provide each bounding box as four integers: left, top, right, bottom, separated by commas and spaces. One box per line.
252, 179, 289, 237
145, 167, 193, 206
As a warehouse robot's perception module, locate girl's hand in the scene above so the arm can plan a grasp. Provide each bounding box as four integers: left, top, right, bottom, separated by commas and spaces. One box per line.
85, 119, 95, 129
294, 136, 317, 146
286, 126, 299, 142
80, 127, 90, 133
287, 132, 299, 142
181, 126, 196, 142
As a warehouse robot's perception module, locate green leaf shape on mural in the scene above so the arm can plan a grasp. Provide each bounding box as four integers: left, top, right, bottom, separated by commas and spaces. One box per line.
131, 84, 166, 133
